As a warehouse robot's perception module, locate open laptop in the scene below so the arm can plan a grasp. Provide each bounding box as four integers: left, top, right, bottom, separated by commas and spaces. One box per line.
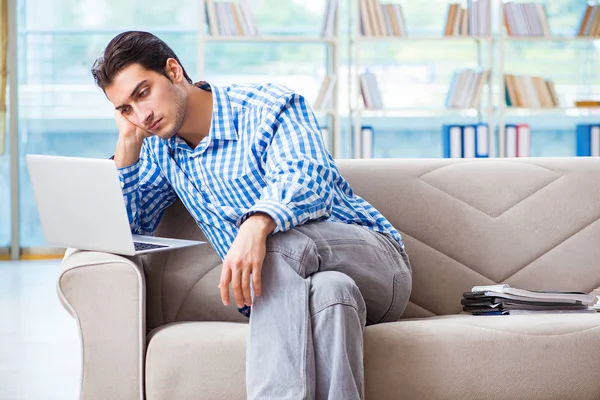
26, 154, 205, 256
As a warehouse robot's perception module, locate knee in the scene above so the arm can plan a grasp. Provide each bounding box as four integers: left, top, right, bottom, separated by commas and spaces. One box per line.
265, 229, 319, 277
309, 271, 366, 321
266, 228, 314, 256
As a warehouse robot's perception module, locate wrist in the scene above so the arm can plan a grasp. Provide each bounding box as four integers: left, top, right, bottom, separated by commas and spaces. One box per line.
242, 212, 276, 236
114, 137, 143, 169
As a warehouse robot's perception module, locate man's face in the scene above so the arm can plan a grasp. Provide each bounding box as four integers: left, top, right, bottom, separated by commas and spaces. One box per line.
105, 63, 186, 140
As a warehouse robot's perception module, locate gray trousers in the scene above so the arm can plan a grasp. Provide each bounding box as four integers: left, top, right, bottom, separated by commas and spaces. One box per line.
246, 221, 412, 400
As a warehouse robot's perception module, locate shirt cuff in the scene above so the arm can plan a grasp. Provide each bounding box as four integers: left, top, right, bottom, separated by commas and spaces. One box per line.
117, 161, 140, 195
238, 200, 299, 233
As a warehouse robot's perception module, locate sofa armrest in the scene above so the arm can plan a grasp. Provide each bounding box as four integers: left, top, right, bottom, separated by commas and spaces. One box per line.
58, 249, 146, 400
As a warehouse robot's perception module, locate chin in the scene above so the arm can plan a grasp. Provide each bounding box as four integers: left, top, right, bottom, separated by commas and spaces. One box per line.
156, 129, 176, 140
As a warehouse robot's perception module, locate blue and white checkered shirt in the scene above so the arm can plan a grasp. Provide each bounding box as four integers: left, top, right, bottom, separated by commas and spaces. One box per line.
118, 81, 404, 260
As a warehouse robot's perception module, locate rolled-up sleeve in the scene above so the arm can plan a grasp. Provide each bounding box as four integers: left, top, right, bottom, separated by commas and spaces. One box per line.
237, 93, 335, 233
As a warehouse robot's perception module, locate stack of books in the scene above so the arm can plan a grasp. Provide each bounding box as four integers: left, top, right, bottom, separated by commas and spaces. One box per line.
444, 0, 492, 37
463, 284, 598, 315
577, 4, 600, 37
205, 0, 259, 37
503, 2, 551, 37
504, 74, 559, 108
313, 75, 337, 110
442, 123, 489, 158
321, 0, 339, 38
359, 70, 384, 109
445, 68, 490, 109
359, 0, 407, 37
504, 123, 531, 158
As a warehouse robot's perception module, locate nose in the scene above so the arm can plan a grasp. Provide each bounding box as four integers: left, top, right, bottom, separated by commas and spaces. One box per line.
135, 106, 153, 128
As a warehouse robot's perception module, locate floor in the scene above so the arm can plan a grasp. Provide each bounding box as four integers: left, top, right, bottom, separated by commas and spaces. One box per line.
0, 260, 80, 400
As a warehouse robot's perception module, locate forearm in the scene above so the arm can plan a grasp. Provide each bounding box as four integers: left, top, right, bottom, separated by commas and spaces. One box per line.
114, 136, 144, 169
240, 212, 277, 238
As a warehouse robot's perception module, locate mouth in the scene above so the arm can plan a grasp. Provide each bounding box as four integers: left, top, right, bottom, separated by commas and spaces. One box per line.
149, 118, 162, 131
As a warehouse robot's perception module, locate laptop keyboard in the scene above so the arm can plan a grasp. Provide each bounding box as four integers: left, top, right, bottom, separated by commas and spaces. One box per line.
134, 242, 169, 251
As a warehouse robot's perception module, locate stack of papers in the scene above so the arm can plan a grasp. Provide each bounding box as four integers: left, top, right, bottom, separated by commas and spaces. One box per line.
463, 284, 598, 316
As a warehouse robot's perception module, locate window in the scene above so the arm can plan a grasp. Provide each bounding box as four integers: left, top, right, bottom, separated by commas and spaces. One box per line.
7, 0, 595, 250
17, 0, 198, 247
0, 141, 9, 249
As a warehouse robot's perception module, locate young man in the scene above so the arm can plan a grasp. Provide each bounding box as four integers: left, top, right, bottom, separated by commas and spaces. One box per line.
92, 31, 412, 400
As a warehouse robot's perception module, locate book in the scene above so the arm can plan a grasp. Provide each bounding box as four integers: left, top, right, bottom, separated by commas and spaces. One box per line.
444, 0, 491, 37
361, 126, 374, 158
445, 69, 489, 109
321, 0, 338, 37
205, 0, 259, 36
359, 0, 406, 36
463, 285, 598, 316
470, 284, 596, 304
313, 75, 337, 110
505, 124, 517, 157
462, 125, 476, 158
475, 123, 489, 158
461, 295, 584, 306
442, 125, 463, 158
516, 124, 531, 157
575, 100, 600, 107
359, 70, 383, 109
463, 304, 589, 312
504, 74, 558, 108
463, 291, 583, 305
576, 124, 600, 157
503, 2, 551, 37
442, 124, 489, 158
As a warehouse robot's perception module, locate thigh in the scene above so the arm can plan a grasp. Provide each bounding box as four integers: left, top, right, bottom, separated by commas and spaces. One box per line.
294, 221, 412, 325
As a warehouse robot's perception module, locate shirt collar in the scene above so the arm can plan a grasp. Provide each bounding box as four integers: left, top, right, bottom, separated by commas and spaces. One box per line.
203, 81, 239, 141
167, 81, 238, 150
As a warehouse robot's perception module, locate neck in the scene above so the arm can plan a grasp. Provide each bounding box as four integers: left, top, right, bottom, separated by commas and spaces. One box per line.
176, 83, 213, 149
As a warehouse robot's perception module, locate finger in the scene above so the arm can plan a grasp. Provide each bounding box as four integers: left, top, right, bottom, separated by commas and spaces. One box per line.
252, 263, 262, 297
219, 266, 232, 306
242, 268, 252, 306
231, 266, 245, 308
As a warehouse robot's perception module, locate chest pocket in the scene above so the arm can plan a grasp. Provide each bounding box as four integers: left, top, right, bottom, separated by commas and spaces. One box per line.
216, 172, 266, 210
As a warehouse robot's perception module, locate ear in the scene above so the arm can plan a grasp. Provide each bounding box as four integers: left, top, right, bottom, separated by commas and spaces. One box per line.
165, 58, 183, 83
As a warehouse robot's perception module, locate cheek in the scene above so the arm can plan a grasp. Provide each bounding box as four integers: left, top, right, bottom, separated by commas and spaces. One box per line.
155, 91, 175, 113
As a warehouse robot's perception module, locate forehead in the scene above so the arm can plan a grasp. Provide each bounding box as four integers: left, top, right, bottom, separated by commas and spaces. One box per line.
104, 64, 158, 104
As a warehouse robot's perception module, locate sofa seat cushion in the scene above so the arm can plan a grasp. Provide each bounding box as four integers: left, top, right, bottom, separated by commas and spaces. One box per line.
145, 314, 600, 400
366, 313, 600, 400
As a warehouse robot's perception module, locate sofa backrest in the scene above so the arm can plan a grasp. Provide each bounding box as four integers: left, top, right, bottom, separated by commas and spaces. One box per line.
336, 157, 600, 318
142, 157, 600, 328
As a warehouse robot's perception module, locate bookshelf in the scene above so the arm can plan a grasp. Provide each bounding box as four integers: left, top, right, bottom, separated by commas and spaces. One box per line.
192, 0, 600, 160
496, 2, 600, 157
198, 0, 342, 157
203, 36, 339, 43
348, 0, 495, 159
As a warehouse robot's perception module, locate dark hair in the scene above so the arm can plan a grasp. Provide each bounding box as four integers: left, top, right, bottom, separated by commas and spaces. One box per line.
91, 31, 193, 91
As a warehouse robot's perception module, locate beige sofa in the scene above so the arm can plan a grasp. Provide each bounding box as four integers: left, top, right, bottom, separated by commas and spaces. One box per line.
59, 157, 600, 400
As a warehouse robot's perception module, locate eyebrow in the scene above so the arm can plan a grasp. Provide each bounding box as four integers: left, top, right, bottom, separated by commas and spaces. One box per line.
115, 80, 147, 110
